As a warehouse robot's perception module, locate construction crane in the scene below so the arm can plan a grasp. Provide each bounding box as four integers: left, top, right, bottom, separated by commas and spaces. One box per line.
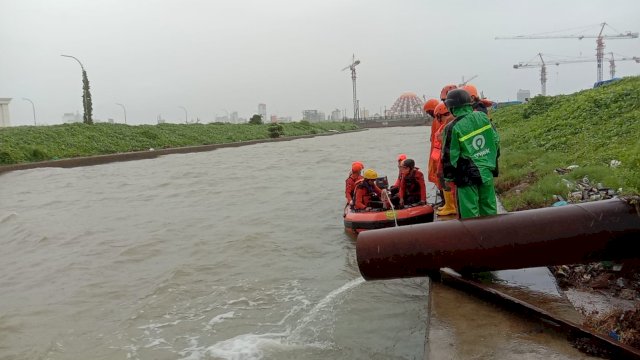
513, 52, 640, 95
341, 54, 361, 121
608, 52, 640, 79
497, 22, 638, 82
459, 74, 478, 86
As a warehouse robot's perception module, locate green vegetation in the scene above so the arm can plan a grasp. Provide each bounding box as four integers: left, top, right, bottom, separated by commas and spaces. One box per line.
0, 121, 358, 165
492, 76, 640, 211
248, 114, 263, 125
268, 122, 284, 138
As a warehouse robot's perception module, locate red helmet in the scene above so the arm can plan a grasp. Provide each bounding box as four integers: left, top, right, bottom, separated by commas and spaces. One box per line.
440, 84, 457, 101
351, 161, 364, 172
423, 98, 439, 114
397, 154, 407, 162
434, 102, 450, 117
462, 84, 479, 99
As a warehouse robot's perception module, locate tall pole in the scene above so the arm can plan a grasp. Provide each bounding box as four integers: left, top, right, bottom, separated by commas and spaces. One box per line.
351, 67, 358, 121
342, 55, 361, 121
22, 97, 36, 125
178, 106, 188, 124
116, 103, 127, 124
61, 54, 93, 124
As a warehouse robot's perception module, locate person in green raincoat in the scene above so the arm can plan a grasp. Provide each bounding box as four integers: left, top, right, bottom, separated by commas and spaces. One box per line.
441, 89, 500, 219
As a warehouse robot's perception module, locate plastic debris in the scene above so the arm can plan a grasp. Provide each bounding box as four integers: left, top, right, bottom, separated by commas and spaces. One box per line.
610, 159, 622, 168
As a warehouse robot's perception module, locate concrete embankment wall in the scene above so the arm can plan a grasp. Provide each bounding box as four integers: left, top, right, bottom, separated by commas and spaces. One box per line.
356, 118, 431, 128
0, 130, 364, 175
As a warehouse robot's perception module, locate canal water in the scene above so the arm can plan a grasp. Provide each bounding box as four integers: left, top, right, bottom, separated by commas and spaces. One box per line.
0, 127, 434, 359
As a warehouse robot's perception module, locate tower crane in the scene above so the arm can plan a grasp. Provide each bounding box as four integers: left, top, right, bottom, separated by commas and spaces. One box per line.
459, 74, 478, 86
497, 22, 638, 82
513, 52, 640, 95
342, 54, 361, 121
608, 52, 640, 79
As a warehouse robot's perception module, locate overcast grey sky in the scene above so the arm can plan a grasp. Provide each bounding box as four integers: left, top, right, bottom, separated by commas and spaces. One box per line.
1, 0, 639, 125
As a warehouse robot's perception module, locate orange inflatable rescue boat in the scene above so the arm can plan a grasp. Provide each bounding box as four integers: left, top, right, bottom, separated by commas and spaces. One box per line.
343, 204, 434, 235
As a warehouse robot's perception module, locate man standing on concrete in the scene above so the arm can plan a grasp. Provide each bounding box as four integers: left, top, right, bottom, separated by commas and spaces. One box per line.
441, 89, 500, 219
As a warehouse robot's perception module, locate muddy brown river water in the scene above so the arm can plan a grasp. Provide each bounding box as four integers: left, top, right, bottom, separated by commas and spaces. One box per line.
0, 127, 600, 359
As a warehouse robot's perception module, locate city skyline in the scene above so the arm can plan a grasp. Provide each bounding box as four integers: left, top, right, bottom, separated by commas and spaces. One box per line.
1, 0, 639, 126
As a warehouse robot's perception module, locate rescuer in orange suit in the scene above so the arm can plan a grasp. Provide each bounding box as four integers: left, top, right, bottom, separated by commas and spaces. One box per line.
398, 159, 426, 208
391, 153, 407, 190
345, 161, 364, 205
462, 84, 494, 116
353, 169, 388, 210
429, 85, 457, 186
432, 102, 458, 216
424, 99, 440, 186
388, 153, 407, 207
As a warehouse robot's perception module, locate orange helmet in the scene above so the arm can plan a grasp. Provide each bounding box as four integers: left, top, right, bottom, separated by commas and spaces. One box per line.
462, 84, 479, 99
351, 161, 364, 172
440, 84, 457, 101
423, 98, 439, 114
397, 154, 407, 162
433, 102, 450, 117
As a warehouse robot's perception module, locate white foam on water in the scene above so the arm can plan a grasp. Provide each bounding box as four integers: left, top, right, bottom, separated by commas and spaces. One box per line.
177, 277, 365, 360
206, 311, 236, 330
288, 277, 365, 342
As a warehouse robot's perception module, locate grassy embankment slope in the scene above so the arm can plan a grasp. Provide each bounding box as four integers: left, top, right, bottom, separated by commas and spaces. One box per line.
0, 121, 358, 165
492, 76, 640, 211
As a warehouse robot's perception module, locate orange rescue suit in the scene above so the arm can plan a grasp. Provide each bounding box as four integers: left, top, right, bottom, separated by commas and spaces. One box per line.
345, 172, 363, 203
399, 168, 426, 204
428, 116, 444, 184
353, 179, 383, 210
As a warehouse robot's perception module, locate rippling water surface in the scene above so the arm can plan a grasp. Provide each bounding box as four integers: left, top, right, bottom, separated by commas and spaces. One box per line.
0, 127, 434, 359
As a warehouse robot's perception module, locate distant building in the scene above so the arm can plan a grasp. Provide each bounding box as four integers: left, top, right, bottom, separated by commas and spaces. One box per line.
330, 109, 342, 121
302, 110, 318, 121
62, 111, 82, 123
517, 89, 530, 103
0, 98, 11, 127
230, 111, 238, 123
270, 115, 278, 123
302, 110, 326, 122
388, 92, 423, 117
258, 103, 267, 121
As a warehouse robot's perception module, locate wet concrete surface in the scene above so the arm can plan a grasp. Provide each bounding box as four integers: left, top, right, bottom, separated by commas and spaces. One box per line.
426, 280, 601, 359
425, 200, 602, 359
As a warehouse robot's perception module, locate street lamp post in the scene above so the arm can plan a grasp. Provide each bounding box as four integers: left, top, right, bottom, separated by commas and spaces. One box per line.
22, 97, 36, 125
116, 103, 127, 124
178, 106, 188, 124
61, 54, 93, 124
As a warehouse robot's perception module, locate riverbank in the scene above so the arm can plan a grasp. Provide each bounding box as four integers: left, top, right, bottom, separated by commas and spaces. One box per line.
492, 76, 639, 211
492, 76, 640, 350
0, 121, 359, 172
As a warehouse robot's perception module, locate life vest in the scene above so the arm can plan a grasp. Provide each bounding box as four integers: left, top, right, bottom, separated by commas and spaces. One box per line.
403, 170, 421, 200
352, 179, 379, 209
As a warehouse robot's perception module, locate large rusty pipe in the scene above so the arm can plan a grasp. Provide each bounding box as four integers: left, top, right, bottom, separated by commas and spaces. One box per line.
357, 198, 640, 280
